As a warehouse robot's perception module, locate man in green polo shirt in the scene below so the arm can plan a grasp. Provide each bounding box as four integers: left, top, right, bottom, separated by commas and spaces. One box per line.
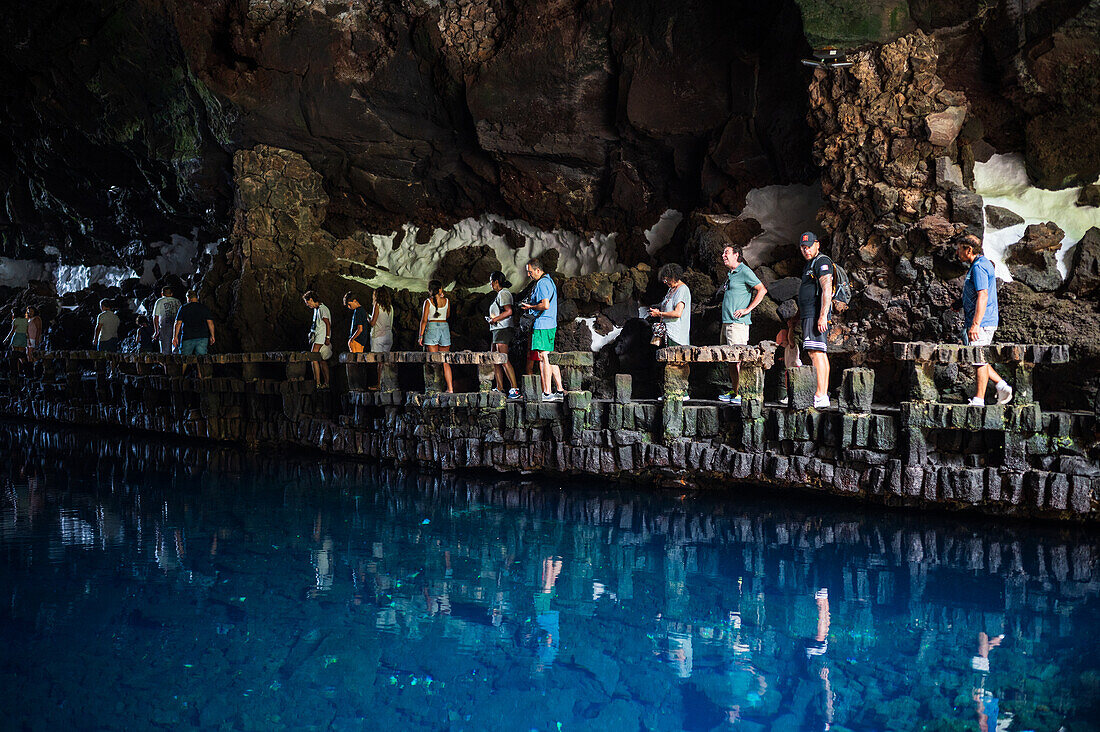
718, 245, 767, 404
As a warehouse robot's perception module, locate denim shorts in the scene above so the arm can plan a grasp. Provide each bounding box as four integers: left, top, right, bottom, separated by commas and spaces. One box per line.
179, 338, 209, 356
423, 321, 451, 347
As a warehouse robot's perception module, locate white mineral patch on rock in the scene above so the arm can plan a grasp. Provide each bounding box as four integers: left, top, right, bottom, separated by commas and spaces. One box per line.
577, 317, 622, 352
645, 210, 683, 255
975, 154, 1100, 282
54, 264, 136, 294
351, 214, 623, 291
741, 182, 822, 265
139, 232, 201, 284
0, 259, 52, 288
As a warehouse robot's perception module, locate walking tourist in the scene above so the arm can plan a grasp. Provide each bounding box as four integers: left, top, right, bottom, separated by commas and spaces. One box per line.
344, 292, 368, 354
418, 280, 454, 393
24, 306, 42, 360
487, 271, 519, 398
956, 234, 1013, 406
172, 290, 215, 356
520, 257, 563, 402
134, 315, 156, 352
93, 299, 120, 353
302, 291, 332, 389
648, 263, 692, 347
151, 286, 182, 354
797, 233, 833, 409
4, 308, 29, 356
717, 245, 766, 404
369, 286, 394, 354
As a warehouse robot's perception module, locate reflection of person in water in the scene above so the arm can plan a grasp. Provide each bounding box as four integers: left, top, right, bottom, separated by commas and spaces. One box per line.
518, 556, 562, 673
972, 630, 1003, 732
799, 588, 835, 731
310, 536, 335, 598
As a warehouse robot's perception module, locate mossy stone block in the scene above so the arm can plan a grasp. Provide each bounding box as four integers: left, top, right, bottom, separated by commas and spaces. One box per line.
839, 367, 874, 413
615, 374, 633, 404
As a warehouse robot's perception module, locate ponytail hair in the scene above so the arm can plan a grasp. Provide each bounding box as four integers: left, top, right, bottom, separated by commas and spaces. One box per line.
489, 271, 511, 289
427, 280, 444, 318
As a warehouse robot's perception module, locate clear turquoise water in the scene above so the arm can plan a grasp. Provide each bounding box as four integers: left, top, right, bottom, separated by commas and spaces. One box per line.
1, 424, 1098, 732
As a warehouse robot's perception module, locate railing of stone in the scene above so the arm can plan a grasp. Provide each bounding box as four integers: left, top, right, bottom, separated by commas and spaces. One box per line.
894, 341, 1070, 458
339, 350, 509, 407
656, 343, 778, 400
1, 350, 330, 442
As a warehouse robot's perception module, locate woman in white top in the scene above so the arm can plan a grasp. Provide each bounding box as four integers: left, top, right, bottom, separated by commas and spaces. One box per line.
487, 271, 519, 398
369, 286, 394, 353
418, 279, 454, 393
648, 263, 692, 346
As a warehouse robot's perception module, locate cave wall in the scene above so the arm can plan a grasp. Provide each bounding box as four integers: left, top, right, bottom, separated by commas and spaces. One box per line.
1, 0, 1098, 395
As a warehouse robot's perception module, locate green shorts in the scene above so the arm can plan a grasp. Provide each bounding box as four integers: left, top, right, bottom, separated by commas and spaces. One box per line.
531, 327, 556, 352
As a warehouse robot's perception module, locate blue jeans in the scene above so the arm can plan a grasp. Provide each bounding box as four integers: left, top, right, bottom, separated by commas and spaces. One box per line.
179, 338, 209, 355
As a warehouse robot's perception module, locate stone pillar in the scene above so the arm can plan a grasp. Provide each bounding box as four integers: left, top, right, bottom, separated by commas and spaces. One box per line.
522, 373, 542, 401
839, 368, 875, 413
477, 364, 495, 392
423, 363, 447, 394
907, 362, 939, 401
737, 362, 764, 401
787, 366, 816, 410
615, 374, 633, 403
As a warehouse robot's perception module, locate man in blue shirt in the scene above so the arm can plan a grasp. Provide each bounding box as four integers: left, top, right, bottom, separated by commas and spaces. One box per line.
520, 257, 563, 401
956, 234, 1012, 405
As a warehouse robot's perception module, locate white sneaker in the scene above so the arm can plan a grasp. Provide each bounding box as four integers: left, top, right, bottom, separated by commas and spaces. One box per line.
968, 397, 985, 407
778, 396, 789, 406
996, 383, 1013, 405
813, 394, 830, 409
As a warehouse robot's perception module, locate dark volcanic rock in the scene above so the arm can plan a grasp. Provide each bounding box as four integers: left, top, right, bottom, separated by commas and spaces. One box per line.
1066, 227, 1100, 298
985, 205, 1024, 230
1008, 251, 1063, 293
432, 246, 502, 289
1006, 222, 1065, 293
1078, 185, 1100, 209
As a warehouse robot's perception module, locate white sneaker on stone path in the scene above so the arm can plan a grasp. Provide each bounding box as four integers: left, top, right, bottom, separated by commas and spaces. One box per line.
968, 397, 985, 407
996, 382, 1014, 405
813, 394, 830, 409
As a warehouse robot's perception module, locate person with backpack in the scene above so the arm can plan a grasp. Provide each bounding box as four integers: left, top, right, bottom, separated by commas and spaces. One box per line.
715, 245, 767, 404
798, 232, 835, 409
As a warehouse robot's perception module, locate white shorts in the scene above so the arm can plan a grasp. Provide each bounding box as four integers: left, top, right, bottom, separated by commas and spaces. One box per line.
371, 336, 393, 353
962, 325, 996, 365
721, 323, 750, 346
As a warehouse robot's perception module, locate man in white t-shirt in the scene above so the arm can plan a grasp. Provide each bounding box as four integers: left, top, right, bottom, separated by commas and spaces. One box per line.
302, 290, 331, 388
151, 286, 182, 354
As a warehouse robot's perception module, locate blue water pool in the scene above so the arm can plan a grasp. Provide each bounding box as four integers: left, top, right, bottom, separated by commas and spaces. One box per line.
1, 424, 1098, 731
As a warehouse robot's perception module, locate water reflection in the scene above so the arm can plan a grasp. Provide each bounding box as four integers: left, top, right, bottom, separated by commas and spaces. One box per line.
1, 423, 1099, 731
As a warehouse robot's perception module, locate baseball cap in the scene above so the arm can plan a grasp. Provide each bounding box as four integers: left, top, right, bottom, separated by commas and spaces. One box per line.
799, 232, 818, 247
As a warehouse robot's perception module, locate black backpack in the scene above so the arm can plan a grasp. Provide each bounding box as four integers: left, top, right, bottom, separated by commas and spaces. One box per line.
811, 255, 852, 313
